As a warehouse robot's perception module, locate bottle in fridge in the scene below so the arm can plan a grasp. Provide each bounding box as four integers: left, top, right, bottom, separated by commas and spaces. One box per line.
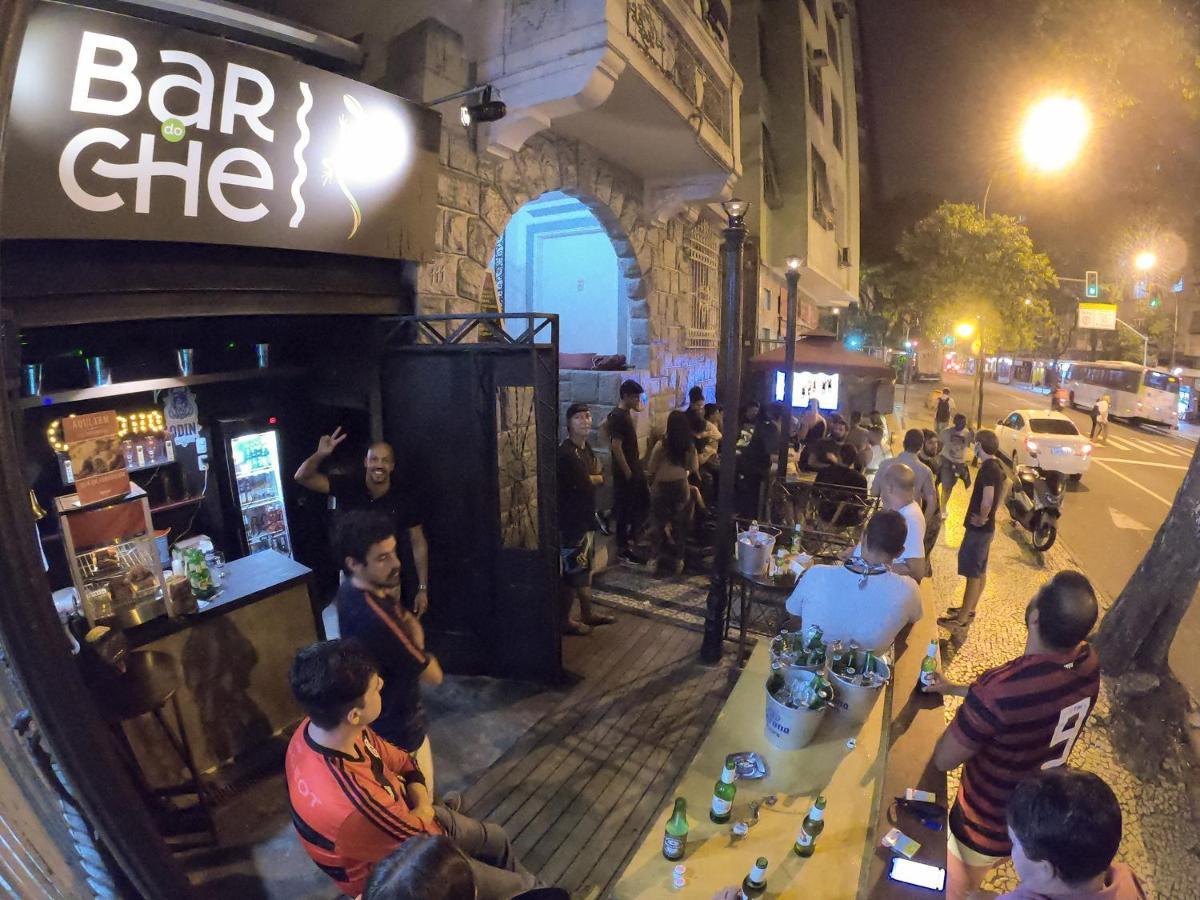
227, 427, 293, 558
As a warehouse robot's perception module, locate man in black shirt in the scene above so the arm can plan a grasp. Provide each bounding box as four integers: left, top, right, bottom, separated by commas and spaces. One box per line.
812, 441, 869, 527
607, 379, 648, 563
333, 510, 444, 788
941, 430, 1007, 628
685, 385, 707, 450
558, 403, 614, 635
295, 430, 431, 617
737, 402, 782, 518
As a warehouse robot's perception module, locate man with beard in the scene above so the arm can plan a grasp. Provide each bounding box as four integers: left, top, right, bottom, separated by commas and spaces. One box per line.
334, 511, 444, 791
296, 430, 431, 617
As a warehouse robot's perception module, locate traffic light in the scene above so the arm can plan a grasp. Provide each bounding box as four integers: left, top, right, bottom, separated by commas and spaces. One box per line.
943, 335, 954, 346
1085, 270, 1099, 298
1150, 295, 1161, 309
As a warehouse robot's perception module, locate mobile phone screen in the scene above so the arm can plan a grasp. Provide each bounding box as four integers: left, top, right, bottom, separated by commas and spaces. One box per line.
888, 857, 947, 891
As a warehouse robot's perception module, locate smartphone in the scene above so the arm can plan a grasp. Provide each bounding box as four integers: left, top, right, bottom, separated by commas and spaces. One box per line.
888, 857, 947, 891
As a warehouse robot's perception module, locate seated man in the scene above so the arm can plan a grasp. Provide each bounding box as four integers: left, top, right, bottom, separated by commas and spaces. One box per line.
810, 441, 869, 527
285, 639, 540, 899
785, 511, 922, 652
999, 768, 1145, 899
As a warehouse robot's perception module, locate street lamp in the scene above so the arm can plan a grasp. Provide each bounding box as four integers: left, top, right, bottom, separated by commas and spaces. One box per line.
701, 199, 751, 664
1135, 251, 1157, 272
982, 96, 1089, 217
955, 320, 986, 428
955, 322, 976, 339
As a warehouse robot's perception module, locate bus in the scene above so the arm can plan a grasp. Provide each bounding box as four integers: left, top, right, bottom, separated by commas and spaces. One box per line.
1063, 360, 1180, 427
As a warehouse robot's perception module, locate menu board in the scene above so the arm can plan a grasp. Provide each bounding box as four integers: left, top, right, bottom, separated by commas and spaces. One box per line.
62, 411, 130, 504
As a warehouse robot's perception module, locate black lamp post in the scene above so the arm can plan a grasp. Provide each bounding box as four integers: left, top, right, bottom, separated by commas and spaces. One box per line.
701, 199, 749, 664
775, 257, 802, 483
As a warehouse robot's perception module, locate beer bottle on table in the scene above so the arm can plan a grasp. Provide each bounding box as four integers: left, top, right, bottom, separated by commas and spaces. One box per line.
861, 651, 876, 685
792, 795, 826, 857
710, 760, 737, 823
918, 640, 939, 689
740, 857, 769, 898
662, 798, 688, 860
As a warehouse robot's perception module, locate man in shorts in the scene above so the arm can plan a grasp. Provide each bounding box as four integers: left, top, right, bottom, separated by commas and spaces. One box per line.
941, 429, 1005, 628
558, 403, 615, 635
937, 414, 976, 517
923, 572, 1101, 899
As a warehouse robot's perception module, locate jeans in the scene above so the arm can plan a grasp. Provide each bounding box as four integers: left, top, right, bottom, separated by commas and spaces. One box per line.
434, 806, 539, 899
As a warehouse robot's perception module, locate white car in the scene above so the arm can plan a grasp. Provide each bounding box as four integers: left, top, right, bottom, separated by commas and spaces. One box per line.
994, 409, 1093, 480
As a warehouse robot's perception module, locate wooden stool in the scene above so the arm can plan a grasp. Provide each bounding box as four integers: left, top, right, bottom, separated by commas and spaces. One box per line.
96, 650, 216, 846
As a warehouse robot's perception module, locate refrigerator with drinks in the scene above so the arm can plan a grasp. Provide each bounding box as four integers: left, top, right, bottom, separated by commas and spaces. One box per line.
220, 422, 293, 558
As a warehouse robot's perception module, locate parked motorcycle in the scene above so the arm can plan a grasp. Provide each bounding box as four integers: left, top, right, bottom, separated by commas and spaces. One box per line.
1006, 464, 1064, 551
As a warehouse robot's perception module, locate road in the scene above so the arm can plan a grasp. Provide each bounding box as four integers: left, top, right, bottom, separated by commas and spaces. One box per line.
897, 373, 1200, 695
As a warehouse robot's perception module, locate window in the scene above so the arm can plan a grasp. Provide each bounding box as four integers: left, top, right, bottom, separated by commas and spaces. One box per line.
685, 221, 720, 348
803, 0, 819, 22
811, 146, 834, 230
1030, 418, 1080, 436
1005, 413, 1022, 429
762, 125, 783, 210
831, 96, 843, 154
826, 18, 840, 70
807, 46, 824, 120
1144, 370, 1181, 393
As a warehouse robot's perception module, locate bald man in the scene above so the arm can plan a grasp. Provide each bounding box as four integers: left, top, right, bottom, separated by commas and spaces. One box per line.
861, 463, 927, 582
296, 428, 431, 617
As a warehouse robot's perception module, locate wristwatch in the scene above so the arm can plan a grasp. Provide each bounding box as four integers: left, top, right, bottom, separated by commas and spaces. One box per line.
418, 583, 428, 592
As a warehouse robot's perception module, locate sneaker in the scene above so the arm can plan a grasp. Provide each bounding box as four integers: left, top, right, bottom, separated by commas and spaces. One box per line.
619, 550, 651, 568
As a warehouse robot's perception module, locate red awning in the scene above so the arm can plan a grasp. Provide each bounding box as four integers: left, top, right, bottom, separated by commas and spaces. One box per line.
749, 337, 896, 379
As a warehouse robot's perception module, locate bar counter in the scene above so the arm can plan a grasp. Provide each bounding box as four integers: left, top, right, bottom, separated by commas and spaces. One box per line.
115, 550, 320, 788
613, 587, 946, 899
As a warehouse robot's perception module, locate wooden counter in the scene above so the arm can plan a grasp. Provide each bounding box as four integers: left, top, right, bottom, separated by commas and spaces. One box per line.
613, 582, 947, 899
114, 551, 320, 788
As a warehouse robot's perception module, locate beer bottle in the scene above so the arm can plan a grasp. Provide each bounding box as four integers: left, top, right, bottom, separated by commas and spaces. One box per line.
662, 797, 688, 860
792, 795, 826, 857
710, 760, 737, 823
861, 651, 876, 685
918, 640, 939, 689
740, 857, 769, 897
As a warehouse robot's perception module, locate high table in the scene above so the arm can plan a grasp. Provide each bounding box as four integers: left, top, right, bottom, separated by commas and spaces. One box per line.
613, 585, 946, 898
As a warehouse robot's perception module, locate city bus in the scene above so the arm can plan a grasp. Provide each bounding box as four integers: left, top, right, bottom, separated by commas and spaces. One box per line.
1064, 360, 1180, 427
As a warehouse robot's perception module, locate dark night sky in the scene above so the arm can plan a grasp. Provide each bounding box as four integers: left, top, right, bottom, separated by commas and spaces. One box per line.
855, 1, 1199, 274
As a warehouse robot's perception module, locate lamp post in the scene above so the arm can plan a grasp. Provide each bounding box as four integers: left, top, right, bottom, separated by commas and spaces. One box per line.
980, 96, 1089, 217
956, 321, 984, 429
701, 199, 750, 664
1135, 250, 1175, 367
776, 257, 802, 484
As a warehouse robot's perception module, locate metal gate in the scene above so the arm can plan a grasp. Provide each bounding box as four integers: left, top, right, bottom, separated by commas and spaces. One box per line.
380, 314, 562, 681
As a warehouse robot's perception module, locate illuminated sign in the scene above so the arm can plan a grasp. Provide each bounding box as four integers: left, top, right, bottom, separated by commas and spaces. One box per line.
47, 410, 165, 452
774, 371, 840, 410
2, 3, 439, 260
1077, 302, 1117, 331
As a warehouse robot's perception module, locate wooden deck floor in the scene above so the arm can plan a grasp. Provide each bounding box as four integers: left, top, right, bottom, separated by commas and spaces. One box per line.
462, 607, 739, 898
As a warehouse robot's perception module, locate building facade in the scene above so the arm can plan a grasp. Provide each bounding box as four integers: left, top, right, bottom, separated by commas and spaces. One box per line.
731, 0, 862, 351
246, 0, 744, 431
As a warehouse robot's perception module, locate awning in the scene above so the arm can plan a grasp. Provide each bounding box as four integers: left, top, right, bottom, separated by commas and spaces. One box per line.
749, 337, 896, 379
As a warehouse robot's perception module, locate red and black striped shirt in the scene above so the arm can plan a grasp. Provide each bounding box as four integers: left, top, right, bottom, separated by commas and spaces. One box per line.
285, 721, 438, 896
948, 643, 1100, 857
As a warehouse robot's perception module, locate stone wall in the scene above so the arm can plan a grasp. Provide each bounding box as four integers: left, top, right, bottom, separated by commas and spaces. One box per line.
417, 124, 718, 437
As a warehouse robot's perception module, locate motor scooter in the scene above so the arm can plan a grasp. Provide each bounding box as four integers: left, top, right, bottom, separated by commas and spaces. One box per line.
1006, 464, 1064, 551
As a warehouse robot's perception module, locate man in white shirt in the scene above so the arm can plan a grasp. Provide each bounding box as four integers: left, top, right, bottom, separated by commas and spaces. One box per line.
786, 511, 923, 652
860, 463, 927, 582
873, 429, 939, 557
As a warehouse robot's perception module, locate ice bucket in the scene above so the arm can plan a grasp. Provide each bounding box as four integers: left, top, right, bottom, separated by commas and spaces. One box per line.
764, 669, 830, 750
736, 530, 776, 577
828, 651, 891, 724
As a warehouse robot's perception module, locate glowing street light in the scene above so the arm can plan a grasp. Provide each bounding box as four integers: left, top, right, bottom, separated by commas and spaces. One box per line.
1020, 97, 1090, 173
955, 322, 976, 339
1134, 250, 1157, 272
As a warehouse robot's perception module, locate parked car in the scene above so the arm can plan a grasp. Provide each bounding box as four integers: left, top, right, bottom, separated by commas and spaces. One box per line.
994, 409, 1092, 482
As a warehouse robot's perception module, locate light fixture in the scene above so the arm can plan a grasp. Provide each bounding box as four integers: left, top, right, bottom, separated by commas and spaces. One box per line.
955, 322, 976, 338
832, 307, 841, 315
459, 86, 507, 128
1024, 297, 1033, 306
1134, 250, 1157, 272
721, 198, 749, 224
786, 256, 802, 271
1020, 96, 1090, 173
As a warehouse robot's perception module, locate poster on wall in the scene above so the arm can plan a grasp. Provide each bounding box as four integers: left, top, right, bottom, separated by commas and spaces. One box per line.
774, 371, 840, 410
1, 2, 440, 260
164, 388, 200, 447
63, 411, 130, 505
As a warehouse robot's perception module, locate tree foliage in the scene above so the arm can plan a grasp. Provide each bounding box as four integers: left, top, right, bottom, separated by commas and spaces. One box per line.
892, 203, 1059, 352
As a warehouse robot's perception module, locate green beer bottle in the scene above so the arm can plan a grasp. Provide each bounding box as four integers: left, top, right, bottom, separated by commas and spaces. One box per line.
918, 640, 939, 689
662, 797, 688, 860
792, 795, 826, 857
710, 760, 737, 823
740, 857, 769, 897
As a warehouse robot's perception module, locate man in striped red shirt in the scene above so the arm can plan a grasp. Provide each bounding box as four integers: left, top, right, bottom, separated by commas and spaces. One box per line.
924, 571, 1100, 899
285, 639, 539, 898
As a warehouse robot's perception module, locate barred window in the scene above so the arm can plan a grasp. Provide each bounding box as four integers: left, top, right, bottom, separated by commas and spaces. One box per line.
685, 221, 721, 349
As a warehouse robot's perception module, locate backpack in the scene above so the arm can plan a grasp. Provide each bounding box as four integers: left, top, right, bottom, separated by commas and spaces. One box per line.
936, 398, 951, 420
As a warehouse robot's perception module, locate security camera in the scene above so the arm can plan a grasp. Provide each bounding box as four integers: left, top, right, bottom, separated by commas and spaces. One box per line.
459, 86, 507, 127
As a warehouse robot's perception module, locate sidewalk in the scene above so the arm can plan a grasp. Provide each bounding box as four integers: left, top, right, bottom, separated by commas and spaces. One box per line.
930, 446, 1200, 896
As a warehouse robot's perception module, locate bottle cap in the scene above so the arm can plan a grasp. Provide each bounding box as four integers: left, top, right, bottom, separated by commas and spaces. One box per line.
673, 865, 686, 876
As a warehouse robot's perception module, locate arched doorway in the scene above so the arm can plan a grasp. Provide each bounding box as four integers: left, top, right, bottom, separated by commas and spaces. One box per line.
491, 190, 644, 360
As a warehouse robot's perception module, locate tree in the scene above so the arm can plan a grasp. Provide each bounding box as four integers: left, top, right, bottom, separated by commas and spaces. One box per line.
896, 203, 1058, 353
